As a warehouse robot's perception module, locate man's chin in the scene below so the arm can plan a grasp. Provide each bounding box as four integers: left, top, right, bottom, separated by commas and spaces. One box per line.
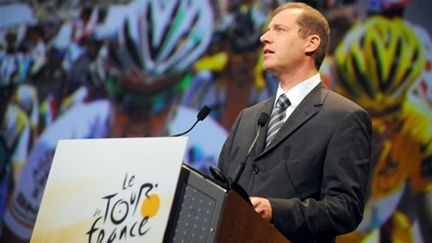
262, 63, 276, 74
262, 62, 270, 71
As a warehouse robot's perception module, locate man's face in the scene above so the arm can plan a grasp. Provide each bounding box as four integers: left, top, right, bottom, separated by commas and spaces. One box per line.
260, 8, 306, 76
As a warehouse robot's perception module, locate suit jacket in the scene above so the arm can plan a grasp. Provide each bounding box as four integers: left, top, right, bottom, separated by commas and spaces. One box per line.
218, 83, 372, 243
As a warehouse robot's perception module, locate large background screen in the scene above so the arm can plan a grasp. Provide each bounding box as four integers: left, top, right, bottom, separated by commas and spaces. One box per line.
1, 0, 431, 242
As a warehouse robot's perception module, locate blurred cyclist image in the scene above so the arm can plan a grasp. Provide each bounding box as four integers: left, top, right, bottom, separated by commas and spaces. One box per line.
333, 15, 432, 243
182, 1, 278, 131
1, 0, 431, 242
0, 0, 226, 242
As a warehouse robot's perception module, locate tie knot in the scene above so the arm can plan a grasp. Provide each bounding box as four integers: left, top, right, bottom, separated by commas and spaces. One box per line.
276, 94, 290, 110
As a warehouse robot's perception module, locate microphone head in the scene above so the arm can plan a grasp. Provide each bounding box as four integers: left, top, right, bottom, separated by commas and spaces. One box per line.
257, 112, 269, 127
197, 105, 211, 121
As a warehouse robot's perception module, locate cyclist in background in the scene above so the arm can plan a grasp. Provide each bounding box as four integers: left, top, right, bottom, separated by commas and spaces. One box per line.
0, 0, 226, 242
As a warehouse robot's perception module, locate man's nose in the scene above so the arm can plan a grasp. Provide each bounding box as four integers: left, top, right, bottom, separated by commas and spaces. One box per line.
260, 31, 270, 44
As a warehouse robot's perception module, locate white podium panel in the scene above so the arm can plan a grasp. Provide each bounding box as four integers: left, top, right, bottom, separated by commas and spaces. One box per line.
31, 137, 188, 243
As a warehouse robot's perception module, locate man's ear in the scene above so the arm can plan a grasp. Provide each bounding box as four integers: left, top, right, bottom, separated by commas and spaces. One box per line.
305, 35, 320, 54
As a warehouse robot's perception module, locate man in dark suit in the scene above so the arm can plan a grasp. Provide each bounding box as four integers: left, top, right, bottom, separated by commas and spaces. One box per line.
218, 2, 372, 242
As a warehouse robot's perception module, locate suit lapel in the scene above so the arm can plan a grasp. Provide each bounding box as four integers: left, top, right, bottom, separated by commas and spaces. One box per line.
256, 83, 328, 159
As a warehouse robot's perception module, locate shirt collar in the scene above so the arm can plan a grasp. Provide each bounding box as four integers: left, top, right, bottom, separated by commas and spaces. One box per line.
275, 73, 321, 109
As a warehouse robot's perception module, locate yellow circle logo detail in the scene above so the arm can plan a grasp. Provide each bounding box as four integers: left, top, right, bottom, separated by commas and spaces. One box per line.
141, 194, 160, 218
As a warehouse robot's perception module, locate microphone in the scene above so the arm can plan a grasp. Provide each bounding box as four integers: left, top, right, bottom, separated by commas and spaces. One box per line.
172, 105, 211, 137
209, 112, 268, 205
232, 112, 269, 184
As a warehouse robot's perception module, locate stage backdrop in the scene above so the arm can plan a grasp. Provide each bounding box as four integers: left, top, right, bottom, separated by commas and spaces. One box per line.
1, 0, 431, 242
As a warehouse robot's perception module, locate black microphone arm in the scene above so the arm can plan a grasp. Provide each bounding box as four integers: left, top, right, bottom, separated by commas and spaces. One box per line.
172, 105, 211, 137
232, 112, 269, 184
209, 112, 268, 205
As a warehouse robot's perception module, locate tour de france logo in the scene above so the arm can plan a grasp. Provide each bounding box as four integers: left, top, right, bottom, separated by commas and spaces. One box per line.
86, 172, 161, 242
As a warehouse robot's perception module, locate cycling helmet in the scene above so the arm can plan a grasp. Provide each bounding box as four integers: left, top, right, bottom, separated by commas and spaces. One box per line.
335, 16, 425, 116
12, 84, 39, 131
106, 0, 214, 114
109, 0, 213, 81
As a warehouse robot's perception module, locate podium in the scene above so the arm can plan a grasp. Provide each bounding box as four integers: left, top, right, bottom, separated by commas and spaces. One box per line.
164, 165, 290, 243
31, 138, 289, 242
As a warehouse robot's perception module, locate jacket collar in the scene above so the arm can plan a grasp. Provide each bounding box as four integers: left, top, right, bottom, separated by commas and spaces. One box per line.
255, 82, 328, 159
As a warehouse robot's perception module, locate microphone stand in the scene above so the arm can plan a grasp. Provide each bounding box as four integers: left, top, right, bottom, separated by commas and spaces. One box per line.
210, 112, 269, 205
171, 106, 211, 137
232, 127, 262, 183
172, 119, 200, 137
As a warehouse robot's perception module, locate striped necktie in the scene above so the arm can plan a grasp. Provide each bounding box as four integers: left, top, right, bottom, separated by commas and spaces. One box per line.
266, 93, 291, 146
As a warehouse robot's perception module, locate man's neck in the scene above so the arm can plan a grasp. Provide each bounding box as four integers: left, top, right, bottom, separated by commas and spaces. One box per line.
277, 64, 318, 91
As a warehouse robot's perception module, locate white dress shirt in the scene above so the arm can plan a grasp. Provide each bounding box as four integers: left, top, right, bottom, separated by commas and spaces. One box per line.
274, 73, 321, 123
